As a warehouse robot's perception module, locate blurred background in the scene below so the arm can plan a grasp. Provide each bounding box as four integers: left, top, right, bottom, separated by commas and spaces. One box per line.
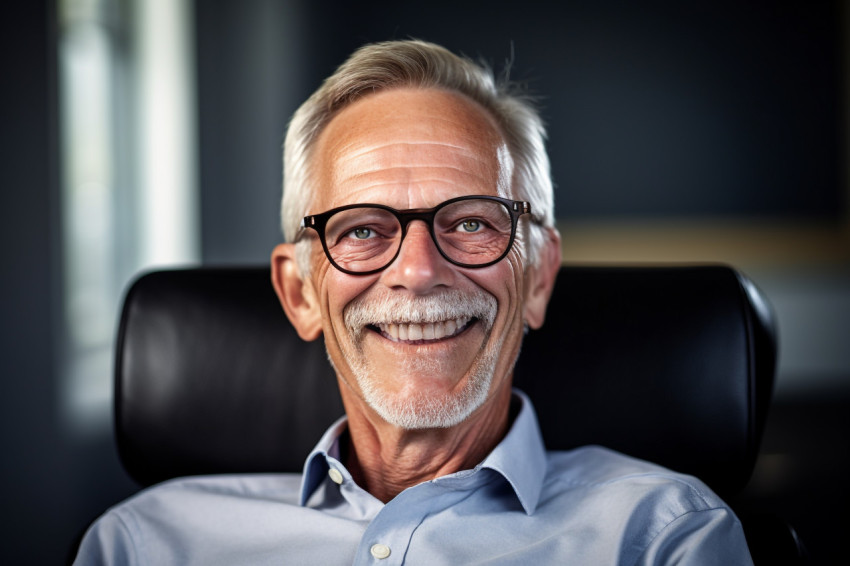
1, 0, 847, 563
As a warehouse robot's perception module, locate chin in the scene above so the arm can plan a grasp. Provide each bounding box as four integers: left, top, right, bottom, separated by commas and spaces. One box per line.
349, 345, 500, 430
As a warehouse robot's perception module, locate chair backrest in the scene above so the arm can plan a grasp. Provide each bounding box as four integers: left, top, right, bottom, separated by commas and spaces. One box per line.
115, 264, 776, 497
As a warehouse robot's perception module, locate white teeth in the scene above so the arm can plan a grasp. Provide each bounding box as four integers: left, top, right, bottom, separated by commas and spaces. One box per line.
444, 319, 457, 335
377, 317, 471, 342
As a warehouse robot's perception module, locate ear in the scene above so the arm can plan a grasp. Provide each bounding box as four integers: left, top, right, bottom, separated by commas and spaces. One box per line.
271, 243, 323, 341
523, 228, 562, 330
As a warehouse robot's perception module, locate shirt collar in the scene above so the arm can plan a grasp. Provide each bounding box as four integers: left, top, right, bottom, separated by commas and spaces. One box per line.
479, 389, 547, 514
299, 389, 548, 515
299, 415, 347, 506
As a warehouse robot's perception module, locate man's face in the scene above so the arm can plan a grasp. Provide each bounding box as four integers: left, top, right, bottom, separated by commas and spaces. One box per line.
304, 88, 533, 429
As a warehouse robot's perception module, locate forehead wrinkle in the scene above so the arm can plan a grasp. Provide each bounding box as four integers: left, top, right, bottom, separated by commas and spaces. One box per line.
332, 105, 501, 151
338, 140, 484, 160
333, 143, 494, 174
345, 165, 493, 179
340, 168, 496, 199
331, 153, 499, 205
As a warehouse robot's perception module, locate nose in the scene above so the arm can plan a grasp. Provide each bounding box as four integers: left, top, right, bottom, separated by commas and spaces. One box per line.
380, 221, 455, 294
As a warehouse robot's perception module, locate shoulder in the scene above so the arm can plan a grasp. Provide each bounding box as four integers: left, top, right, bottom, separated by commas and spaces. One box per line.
542, 445, 735, 528
75, 474, 303, 565
121, 472, 301, 505
546, 445, 718, 502
537, 446, 752, 563
108, 473, 303, 522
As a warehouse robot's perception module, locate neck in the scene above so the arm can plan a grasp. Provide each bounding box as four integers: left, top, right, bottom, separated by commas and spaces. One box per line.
339, 384, 514, 503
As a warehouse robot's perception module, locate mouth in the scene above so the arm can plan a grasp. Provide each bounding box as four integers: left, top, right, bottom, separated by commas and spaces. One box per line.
368, 317, 475, 344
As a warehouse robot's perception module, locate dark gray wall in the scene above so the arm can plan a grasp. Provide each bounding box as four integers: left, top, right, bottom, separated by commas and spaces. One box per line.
0, 4, 64, 560
197, 0, 311, 263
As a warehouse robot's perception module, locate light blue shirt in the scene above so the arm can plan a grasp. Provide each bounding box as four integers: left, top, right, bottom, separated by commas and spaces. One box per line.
74, 391, 753, 565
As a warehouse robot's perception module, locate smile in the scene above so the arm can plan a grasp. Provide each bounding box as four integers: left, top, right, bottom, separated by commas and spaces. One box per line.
371, 317, 473, 343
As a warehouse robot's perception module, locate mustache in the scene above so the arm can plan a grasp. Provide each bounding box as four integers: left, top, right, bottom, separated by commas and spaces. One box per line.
343, 288, 497, 335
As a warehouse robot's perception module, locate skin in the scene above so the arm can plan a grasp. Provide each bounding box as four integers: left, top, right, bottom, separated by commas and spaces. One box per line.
272, 88, 561, 503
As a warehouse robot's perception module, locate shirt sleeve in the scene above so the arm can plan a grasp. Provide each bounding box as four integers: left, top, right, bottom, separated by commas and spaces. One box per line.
73, 511, 139, 566
635, 507, 754, 566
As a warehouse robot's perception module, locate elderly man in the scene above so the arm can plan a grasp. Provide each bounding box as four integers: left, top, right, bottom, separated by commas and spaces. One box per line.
75, 40, 753, 565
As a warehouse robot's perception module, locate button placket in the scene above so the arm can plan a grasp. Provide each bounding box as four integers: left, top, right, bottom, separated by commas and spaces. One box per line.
355, 480, 465, 564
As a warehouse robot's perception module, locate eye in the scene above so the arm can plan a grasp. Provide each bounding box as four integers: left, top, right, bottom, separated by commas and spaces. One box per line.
456, 219, 482, 233
348, 227, 373, 240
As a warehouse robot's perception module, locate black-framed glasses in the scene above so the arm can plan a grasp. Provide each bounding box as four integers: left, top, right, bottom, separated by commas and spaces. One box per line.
297, 195, 532, 275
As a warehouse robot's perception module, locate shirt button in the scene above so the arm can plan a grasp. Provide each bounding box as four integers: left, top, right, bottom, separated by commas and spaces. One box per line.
369, 544, 390, 560
370, 543, 391, 559
328, 468, 344, 484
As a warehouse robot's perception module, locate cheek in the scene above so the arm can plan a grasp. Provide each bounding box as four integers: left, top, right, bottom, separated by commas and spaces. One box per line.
498, 258, 530, 338
318, 269, 379, 337
469, 253, 526, 326
497, 250, 526, 298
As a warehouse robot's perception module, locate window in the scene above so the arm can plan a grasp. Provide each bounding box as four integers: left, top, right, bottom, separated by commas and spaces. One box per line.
58, 0, 199, 435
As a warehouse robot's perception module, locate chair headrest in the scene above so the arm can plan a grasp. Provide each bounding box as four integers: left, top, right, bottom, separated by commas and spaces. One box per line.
115, 265, 775, 495
513, 265, 776, 496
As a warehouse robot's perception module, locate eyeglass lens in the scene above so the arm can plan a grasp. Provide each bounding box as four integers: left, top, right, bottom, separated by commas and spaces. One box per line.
323, 198, 514, 273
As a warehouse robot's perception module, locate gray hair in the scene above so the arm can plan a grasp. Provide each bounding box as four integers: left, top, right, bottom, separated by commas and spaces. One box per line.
281, 39, 554, 270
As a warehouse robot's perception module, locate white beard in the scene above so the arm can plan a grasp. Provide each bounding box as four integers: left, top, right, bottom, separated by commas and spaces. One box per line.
333, 288, 501, 429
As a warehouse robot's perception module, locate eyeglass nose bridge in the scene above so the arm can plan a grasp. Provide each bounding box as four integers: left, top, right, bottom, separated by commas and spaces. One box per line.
395, 207, 439, 235
388, 207, 450, 265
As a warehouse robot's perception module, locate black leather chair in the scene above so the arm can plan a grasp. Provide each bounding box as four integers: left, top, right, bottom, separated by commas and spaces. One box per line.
113, 264, 805, 563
